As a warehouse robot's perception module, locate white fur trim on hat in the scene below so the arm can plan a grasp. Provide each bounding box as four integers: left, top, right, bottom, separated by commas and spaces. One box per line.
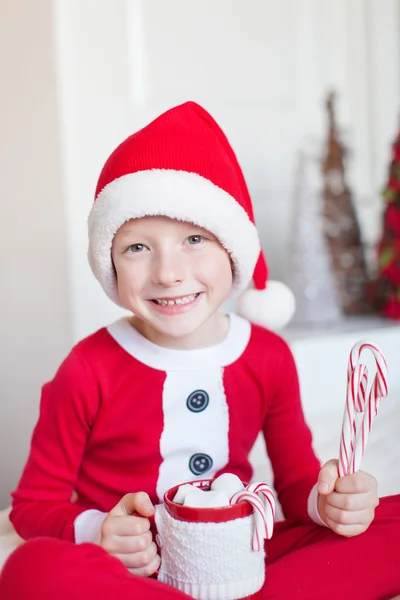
88, 169, 260, 305
236, 281, 296, 331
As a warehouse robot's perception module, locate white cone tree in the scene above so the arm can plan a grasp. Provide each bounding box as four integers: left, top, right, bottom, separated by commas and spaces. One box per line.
287, 150, 342, 326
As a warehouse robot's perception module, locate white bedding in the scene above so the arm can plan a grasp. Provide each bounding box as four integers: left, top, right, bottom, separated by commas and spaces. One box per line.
0, 508, 23, 571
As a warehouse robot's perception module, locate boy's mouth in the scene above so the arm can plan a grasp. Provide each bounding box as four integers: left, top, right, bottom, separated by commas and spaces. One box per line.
151, 293, 201, 306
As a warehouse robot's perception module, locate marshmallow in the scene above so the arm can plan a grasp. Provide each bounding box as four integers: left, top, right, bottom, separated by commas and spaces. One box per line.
172, 473, 245, 507
173, 484, 203, 504
183, 490, 231, 508
210, 473, 244, 498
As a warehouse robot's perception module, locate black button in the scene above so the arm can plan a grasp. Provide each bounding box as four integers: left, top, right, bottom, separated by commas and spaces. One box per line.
189, 453, 213, 476
186, 390, 209, 413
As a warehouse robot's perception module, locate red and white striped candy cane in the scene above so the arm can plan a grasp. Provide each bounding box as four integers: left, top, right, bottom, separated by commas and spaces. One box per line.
338, 340, 389, 478
230, 482, 275, 552
245, 482, 276, 524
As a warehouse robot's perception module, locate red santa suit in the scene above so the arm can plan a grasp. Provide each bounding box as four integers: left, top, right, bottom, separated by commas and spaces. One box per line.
9, 314, 321, 542
3, 315, 400, 600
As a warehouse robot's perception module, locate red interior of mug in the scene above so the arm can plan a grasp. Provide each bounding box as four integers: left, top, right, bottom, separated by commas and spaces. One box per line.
164, 478, 253, 523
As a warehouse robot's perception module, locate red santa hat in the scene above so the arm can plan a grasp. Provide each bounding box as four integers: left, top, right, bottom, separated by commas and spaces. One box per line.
88, 101, 295, 330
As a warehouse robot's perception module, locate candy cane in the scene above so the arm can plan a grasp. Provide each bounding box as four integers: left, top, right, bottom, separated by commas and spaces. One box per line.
245, 482, 276, 524
230, 482, 275, 551
338, 340, 389, 478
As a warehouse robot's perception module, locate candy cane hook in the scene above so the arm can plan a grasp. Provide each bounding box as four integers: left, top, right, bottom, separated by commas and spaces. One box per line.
338, 340, 388, 478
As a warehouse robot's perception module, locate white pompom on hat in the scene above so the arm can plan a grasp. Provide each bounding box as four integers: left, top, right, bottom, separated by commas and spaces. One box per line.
88, 101, 295, 330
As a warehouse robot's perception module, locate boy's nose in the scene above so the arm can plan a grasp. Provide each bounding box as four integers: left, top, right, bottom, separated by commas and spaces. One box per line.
152, 253, 186, 287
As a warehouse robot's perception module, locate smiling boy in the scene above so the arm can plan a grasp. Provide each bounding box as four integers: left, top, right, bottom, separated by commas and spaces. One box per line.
1, 101, 399, 600
112, 217, 233, 349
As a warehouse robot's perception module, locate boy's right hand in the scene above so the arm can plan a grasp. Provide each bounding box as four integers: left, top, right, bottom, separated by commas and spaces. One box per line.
100, 492, 160, 577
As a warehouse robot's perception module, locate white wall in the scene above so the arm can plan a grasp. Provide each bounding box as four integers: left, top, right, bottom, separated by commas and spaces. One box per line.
0, 0, 72, 508
54, 0, 400, 342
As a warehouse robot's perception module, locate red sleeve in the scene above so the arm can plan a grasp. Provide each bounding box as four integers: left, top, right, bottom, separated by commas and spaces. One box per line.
10, 347, 100, 541
262, 339, 321, 523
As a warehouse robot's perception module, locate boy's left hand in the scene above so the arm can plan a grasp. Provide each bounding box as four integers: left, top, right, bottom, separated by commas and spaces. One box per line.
317, 459, 379, 537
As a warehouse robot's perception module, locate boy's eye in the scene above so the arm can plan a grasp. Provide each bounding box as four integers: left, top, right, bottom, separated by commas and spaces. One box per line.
126, 244, 146, 253
187, 235, 204, 245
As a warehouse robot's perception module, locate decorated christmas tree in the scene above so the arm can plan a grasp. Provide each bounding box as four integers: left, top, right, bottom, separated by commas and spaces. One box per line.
321, 92, 370, 314
375, 128, 400, 319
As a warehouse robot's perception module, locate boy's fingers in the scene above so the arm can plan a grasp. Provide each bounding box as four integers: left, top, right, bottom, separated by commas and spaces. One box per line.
317, 459, 339, 495
101, 514, 150, 538
109, 492, 155, 517
335, 471, 378, 495
117, 541, 158, 571
325, 490, 377, 512
323, 516, 370, 538
104, 530, 153, 556
101, 493, 154, 543
324, 504, 374, 527
128, 552, 161, 578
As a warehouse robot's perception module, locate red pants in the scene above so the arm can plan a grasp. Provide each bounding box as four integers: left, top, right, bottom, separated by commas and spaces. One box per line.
1, 495, 399, 600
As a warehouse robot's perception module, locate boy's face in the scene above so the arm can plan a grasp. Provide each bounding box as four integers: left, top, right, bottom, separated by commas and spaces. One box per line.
111, 216, 233, 344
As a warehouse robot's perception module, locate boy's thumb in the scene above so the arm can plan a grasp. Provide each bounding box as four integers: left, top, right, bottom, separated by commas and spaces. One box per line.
317, 459, 339, 495
110, 492, 155, 517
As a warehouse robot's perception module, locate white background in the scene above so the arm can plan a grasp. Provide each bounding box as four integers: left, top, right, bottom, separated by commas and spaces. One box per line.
54, 0, 400, 340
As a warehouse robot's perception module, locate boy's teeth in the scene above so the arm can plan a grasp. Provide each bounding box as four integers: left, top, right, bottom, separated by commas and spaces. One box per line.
154, 294, 197, 306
